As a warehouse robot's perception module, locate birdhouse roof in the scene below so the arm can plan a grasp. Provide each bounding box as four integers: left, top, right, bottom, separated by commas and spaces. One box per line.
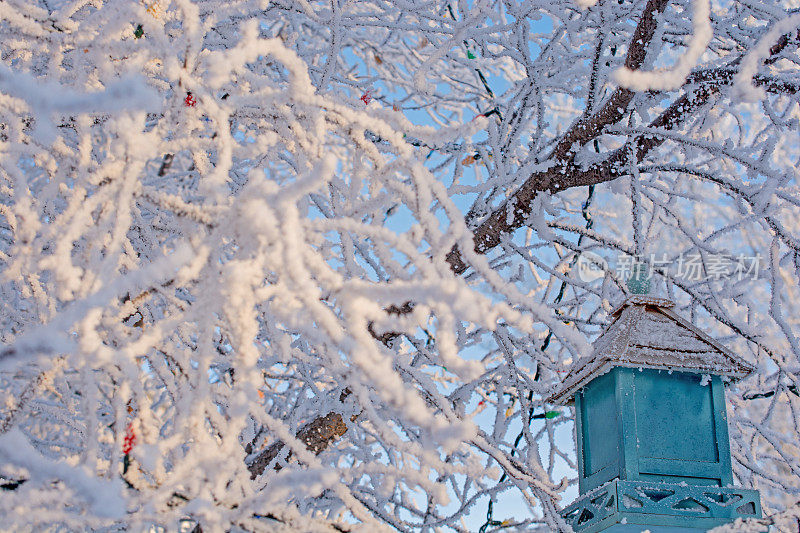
546, 295, 755, 406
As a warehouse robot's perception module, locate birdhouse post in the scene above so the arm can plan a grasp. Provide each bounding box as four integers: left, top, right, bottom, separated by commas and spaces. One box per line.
548, 295, 762, 532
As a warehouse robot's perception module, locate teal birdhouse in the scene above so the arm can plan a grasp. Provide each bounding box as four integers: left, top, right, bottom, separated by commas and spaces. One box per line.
547, 295, 762, 532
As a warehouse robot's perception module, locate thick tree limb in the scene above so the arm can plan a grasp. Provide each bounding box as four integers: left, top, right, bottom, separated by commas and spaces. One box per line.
248, 411, 351, 478
546, 0, 668, 165
247, 388, 354, 478
444, 80, 720, 274
446, 0, 670, 273
445, 36, 799, 274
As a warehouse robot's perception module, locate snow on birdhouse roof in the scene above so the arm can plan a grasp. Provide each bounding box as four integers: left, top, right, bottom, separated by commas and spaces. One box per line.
546, 295, 755, 406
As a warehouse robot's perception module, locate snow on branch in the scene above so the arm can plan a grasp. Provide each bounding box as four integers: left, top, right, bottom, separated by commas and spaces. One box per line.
732, 13, 800, 102
615, 0, 712, 91
0, 65, 160, 144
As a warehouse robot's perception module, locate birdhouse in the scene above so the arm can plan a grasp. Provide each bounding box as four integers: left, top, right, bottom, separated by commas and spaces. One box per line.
548, 295, 762, 532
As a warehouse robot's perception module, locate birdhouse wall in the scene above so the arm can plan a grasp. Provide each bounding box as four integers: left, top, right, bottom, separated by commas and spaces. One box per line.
576, 368, 733, 494
576, 370, 622, 493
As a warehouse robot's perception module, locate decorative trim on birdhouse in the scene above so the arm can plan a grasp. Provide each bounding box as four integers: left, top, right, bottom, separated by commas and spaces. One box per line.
562, 479, 762, 533
547, 296, 754, 406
